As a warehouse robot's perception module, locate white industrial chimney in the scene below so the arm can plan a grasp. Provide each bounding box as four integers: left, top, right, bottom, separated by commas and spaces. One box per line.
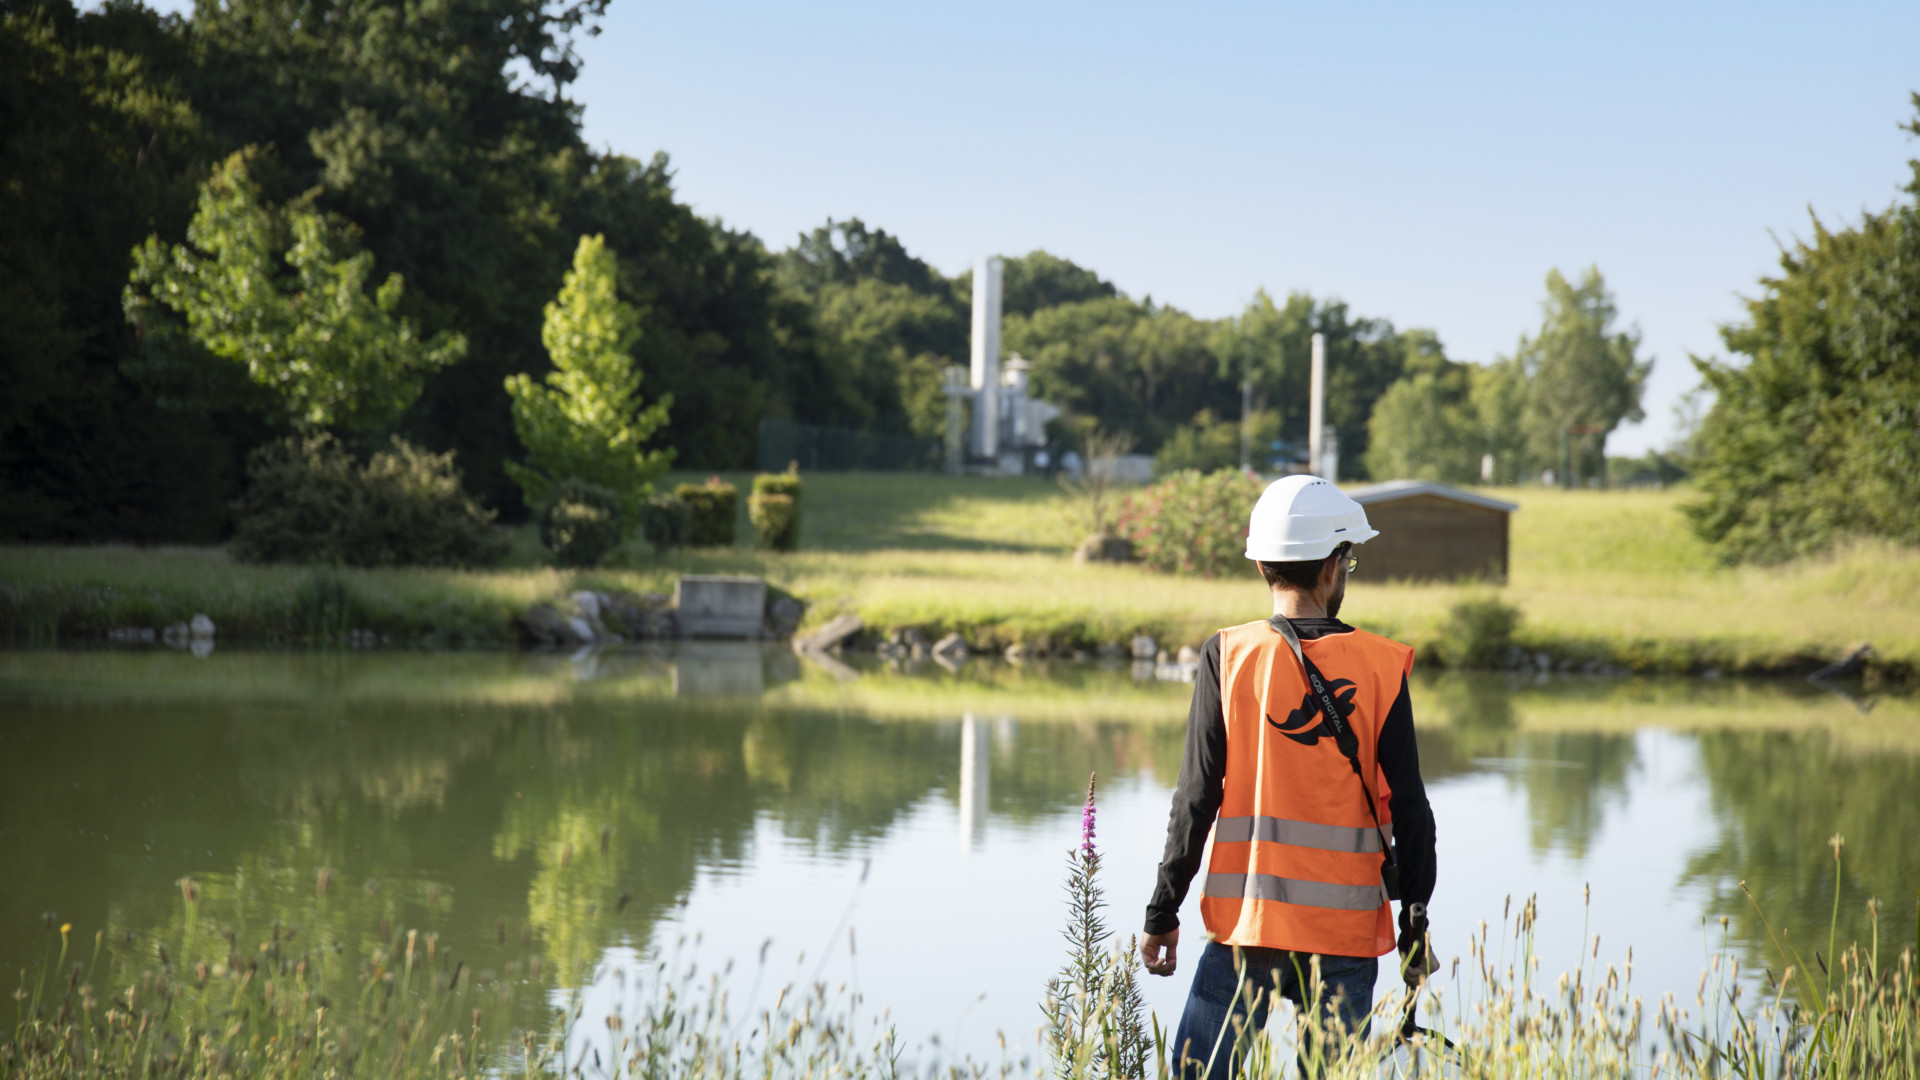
969, 257, 1003, 459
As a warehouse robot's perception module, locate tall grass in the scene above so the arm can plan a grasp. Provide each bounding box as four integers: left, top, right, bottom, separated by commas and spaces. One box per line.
7, 831, 1915, 1078
1046, 830, 1919, 1080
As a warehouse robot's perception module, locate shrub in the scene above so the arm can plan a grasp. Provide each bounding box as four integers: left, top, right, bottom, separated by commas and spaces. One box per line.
639, 494, 693, 551
675, 477, 738, 547
231, 434, 506, 567
1114, 468, 1263, 576
356, 439, 511, 567
1437, 593, 1521, 668
749, 470, 802, 550
229, 434, 363, 564
540, 479, 623, 567
748, 494, 798, 551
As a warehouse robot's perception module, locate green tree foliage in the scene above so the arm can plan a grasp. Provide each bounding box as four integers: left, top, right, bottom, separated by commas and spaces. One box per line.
1365, 339, 1483, 483
1686, 111, 1920, 561
1154, 408, 1280, 475
1508, 267, 1651, 485
172, 0, 608, 499
1364, 270, 1650, 487
1207, 291, 1431, 478
0, 0, 253, 541
978, 250, 1118, 319
7, 0, 829, 537
776, 219, 967, 439
1006, 297, 1228, 451
504, 235, 673, 525
1469, 359, 1532, 484
127, 150, 466, 432
571, 155, 838, 473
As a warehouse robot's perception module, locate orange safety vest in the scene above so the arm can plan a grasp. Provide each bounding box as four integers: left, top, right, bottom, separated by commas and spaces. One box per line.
1198, 619, 1415, 958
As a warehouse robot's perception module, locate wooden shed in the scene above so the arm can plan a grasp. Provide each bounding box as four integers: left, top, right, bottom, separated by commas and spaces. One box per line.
1344, 480, 1517, 582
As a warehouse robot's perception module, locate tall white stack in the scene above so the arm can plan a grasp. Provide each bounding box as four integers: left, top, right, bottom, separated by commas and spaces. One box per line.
1308, 332, 1327, 477
969, 256, 1003, 460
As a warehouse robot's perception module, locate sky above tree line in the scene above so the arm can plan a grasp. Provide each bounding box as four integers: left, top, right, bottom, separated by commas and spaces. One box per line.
131, 0, 1920, 455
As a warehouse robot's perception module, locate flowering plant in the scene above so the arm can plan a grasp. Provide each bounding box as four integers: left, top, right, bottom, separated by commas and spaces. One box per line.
1115, 468, 1264, 577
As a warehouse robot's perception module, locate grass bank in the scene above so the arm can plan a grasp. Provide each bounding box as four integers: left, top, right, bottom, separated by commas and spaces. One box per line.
3, 476, 1915, 682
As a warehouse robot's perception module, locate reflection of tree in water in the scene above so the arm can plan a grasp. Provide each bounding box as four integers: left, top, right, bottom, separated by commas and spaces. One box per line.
1682, 729, 1920, 979
2, 690, 1171, 1037
1415, 675, 1638, 859
1506, 731, 1638, 859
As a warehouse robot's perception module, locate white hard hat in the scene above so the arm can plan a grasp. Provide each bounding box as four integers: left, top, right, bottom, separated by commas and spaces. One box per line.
1244, 475, 1379, 562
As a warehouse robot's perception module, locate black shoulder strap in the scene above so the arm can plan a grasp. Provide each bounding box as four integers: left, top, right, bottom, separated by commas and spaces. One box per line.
1269, 615, 1394, 862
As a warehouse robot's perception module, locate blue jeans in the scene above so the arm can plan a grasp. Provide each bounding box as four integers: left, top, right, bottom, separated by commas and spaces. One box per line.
1171, 942, 1377, 1080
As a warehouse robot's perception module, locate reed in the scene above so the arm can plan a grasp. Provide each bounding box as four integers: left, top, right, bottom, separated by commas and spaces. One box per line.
6, 834, 1915, 1078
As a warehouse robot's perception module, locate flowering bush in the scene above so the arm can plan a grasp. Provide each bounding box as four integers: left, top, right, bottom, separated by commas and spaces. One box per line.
1115, 468, 1264, 577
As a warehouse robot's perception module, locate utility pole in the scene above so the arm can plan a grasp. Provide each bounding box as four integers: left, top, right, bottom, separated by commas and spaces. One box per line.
1308, 333, 1327, 477
1240, 377, 1253, 471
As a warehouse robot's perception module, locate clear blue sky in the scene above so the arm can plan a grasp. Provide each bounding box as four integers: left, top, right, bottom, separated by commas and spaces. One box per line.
566, 0, 1919, 454
142, 0, 1920, 453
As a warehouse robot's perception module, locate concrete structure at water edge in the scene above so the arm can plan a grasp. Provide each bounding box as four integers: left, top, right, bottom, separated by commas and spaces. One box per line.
675, 575, 768, 638
1345, 480, 1518, 582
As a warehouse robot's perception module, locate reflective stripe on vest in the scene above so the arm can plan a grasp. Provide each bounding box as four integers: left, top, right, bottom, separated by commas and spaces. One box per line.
1200, 619, 1416, 958
1202, 873, 1386, 912
1214, 816, 1394, 853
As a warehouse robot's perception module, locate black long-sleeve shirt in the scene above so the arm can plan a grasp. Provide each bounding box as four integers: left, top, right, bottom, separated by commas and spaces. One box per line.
1144, 617, 1437, 956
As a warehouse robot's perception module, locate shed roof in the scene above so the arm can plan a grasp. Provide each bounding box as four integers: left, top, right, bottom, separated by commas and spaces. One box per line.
1343, 479, 1518, 514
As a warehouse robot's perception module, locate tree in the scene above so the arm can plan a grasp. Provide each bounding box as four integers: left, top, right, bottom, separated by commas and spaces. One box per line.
126, 150, 466, 433
1365, 344, 1482, 483
1686, 105, 1920, 562
1507, 268, 1651, 486
0, 0, 254, 541
1470, 359, 1531, 484
504, 234, 673, 524
982, 250, 1118, 319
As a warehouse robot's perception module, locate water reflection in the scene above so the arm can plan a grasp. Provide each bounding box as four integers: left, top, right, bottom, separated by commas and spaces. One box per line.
0, 651, 1913, 1052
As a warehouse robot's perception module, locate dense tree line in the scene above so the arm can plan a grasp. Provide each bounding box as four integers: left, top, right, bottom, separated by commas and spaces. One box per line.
1683, 97, 1920, 563
1, 0, 834, 537
13, 0, 1903, 567
0, 0, 1495, 542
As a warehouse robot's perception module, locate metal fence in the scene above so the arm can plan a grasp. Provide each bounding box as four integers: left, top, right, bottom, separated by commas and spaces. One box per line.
755, 418, 941, 473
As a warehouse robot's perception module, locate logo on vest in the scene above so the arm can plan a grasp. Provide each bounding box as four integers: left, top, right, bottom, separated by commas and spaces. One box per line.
1265, 679, 1358, 746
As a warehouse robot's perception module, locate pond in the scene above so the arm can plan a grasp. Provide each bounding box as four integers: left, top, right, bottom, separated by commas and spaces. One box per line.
2, 647, 1914, 1063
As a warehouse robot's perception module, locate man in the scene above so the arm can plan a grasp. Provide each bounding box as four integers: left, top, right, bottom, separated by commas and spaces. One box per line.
1139, 475, 1437, 1078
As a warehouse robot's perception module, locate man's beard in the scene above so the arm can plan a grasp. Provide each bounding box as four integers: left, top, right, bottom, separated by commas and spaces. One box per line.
1326, 579, 1346, 620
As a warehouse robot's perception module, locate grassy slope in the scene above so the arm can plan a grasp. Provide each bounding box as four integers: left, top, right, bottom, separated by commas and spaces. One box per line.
3, 474, 1916, 675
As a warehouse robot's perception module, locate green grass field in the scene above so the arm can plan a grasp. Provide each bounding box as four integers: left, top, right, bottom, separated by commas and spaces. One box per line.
3, 473, 1916, 678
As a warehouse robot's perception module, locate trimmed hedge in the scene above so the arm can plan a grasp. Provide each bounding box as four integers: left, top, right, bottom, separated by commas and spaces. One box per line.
748, 470, 802, 550
539, 479, 622, 567
675, 478, 738, 547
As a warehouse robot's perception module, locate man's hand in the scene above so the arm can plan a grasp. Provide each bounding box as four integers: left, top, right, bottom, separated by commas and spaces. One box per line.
1399, 941, 1437, 987
1141, 930, 1179, 977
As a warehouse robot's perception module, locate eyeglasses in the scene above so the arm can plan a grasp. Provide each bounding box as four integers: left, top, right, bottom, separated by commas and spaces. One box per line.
1344, 554, 1359, 574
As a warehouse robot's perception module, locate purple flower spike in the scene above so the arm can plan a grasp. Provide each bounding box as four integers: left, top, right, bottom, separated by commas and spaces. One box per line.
1081, 772, 1098, 857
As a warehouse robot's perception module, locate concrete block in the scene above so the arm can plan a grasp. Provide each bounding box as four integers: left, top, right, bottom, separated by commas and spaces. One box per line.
794, 613, 863, 654
675, 575, 768, 639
